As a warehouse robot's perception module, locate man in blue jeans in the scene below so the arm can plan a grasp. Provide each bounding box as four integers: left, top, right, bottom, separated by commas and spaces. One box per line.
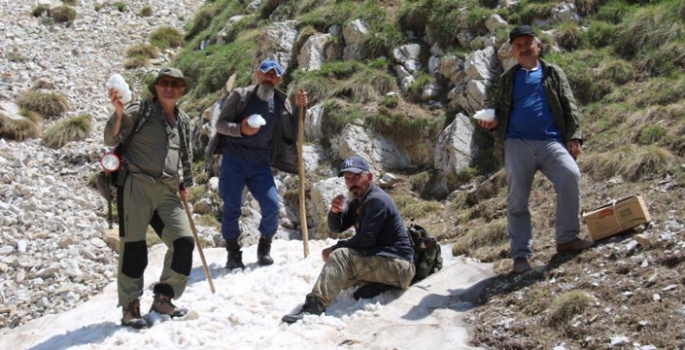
207, 59, 307, 269
478, 25, 592, 274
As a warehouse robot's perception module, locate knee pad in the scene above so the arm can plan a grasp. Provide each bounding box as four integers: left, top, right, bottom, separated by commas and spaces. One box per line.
171, 236, 195, 276
150, 211, 165, 238
121, 241, 148, 278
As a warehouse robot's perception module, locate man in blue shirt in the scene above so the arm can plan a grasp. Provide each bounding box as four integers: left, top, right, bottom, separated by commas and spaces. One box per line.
208, 59, 308, 269
282, 156, 415, 324
478, 25, 592, 274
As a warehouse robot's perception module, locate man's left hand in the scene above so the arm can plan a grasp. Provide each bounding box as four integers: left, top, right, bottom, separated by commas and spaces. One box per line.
322, 247, 333, 262
567, 139, 582, 158
295, 90, 308, 107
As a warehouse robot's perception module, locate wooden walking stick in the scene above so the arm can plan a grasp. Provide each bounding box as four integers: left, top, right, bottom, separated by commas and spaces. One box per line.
181, 192, 216, 294
297, 90, 310, 258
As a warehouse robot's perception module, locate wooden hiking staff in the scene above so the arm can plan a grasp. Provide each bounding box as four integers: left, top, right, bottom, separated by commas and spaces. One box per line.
181, 192, 216, 294
297, 89, 310, 258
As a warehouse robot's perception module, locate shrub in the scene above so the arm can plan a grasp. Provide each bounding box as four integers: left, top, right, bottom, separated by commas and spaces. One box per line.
113, 2, 126, 12
94, 4, 102, 12
380, 95, 399, 109
595, 0, 636, 24
125, 44, 158, 58
614, 6, 684, 58
32, 4, 49, 17
139, 6, 152, 17
362, 22, 402, 59
16, 91, 70, 118
547, 291, 593, 327
150, 26, 184, 49
583, 20, 616, 48
62, 0, 77, 5
41, 114, 92, 149
0, 110, 42, 141
598, 58, 635, 84
50, 6, 77, 24
554, 22, 582, 50
638, 125, 666, 145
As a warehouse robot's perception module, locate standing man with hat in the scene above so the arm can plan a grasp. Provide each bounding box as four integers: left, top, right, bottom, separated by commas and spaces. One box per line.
281, 155, 415, 324
104, 67, 195, 328
478, 25, 592, 274
206, 59, 308, 270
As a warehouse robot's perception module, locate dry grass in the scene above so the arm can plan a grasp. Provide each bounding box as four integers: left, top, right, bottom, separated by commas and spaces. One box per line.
0, 110, 42, 141
150, 26, 184, 49
580, 144, 673, 181
50, 6, 77, 24
126, 44, 159, 59
40, 114, 92, 148
187, 185, 205, 204
547, 291, 593, 328
451, 218, 509, 262
15, 91, 70, 119
195, 214, 220, 230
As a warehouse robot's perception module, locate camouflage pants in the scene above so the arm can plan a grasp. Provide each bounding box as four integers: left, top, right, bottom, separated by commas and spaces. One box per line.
309, 248, 415, 307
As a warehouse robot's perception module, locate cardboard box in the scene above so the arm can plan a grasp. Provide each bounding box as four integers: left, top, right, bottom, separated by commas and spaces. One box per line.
583, 195, 651, 241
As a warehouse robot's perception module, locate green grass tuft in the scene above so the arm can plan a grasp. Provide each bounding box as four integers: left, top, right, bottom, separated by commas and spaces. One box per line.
113, 2, 126, 12
139, 6, 152, 17
547, 291, 593, 327
125, 44, 158, 58
32, 4, 49, 17
580, 144, 673, 181
451, 218, 509, 262
41, 114, 92, 149
16, 91, 70, 118
150, 26, 184, 49
0, 110, 42, 141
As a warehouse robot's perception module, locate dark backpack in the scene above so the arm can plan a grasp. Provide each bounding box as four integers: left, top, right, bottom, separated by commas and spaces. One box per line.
407, 223, 443, 284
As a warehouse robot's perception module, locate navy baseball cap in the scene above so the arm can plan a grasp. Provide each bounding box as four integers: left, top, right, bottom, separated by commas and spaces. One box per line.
509, 25, 537, 43
338, 156, 371, 177
258, 59, 283, 77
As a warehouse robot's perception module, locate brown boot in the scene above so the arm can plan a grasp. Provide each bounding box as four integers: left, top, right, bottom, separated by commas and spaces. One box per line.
512, 257, 532, 274
556, 237, 594, 253
121, 298, 147, 329
150, 283, 188, 318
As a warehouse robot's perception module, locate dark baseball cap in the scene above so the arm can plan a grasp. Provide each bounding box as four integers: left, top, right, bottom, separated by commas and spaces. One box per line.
258, 59, 283, 77
509, 25, 537, 43
338, 155, 371, 177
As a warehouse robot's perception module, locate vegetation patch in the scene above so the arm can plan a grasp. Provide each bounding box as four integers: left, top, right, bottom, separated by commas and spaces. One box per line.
580, 144, 673, 181
32, 4, 49, 17
0, 110, 42, 141
451, 218, 508, 262
394, 195, 443, 220
547, 291, 593, 328
50, 6, 77, 24
113, 2, 126, 12
139, 6, 152, 17
16, 91, 70, 119
41, 114, 92, 149
150, 26, 184, 49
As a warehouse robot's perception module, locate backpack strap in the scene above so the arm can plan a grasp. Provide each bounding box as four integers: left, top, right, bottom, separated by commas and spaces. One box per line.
117, 100, 154, 156
176, 111, 194, 188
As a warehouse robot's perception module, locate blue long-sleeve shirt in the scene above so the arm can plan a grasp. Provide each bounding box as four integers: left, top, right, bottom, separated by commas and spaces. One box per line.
328, 183, 414, 261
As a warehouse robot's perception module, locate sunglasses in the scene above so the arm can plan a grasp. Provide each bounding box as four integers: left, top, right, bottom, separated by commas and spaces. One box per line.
343, 172, 366, 182
156, 79, 185, 89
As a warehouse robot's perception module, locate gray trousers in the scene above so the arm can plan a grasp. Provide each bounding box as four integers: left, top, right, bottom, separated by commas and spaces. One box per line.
504, 138, 581, 259
309, 248, 415, 307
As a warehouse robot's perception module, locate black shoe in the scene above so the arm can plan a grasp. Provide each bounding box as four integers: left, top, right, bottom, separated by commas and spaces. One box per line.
121, 298, 147, 329
257, 236, 274, 266
353, 283, 396, 300
225, 239, 245, 270
282, 295, 326, 324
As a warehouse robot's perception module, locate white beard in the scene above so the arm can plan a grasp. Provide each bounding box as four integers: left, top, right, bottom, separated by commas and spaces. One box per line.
256, 83, 275, 102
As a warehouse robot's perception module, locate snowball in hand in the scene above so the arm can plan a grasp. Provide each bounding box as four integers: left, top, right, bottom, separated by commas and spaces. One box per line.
105, 74, 132, 104
473, 109, 495, 122
247, 114, 266, 128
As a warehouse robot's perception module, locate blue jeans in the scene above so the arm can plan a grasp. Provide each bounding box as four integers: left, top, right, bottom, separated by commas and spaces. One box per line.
219, 153, 280, 241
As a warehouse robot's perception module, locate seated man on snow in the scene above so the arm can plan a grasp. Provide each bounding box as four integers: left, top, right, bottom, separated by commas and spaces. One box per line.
282, 155, 415, 324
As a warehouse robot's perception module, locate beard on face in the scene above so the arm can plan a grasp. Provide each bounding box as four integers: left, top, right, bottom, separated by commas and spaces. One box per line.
256, 82, 275, 101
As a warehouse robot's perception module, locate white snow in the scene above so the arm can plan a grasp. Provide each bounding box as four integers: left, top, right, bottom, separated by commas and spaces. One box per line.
0, 240, 493, 350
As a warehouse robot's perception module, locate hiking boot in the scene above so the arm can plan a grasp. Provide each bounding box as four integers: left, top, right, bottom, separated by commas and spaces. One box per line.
150, 283, 188, 318
225, 239, 245, 270
121, 298, 147, 329
512, 257, 532, 274
353, 283, 396, 300
257, 236, 274, 266
282, 295, 326, 324
556, 237, 594, 253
